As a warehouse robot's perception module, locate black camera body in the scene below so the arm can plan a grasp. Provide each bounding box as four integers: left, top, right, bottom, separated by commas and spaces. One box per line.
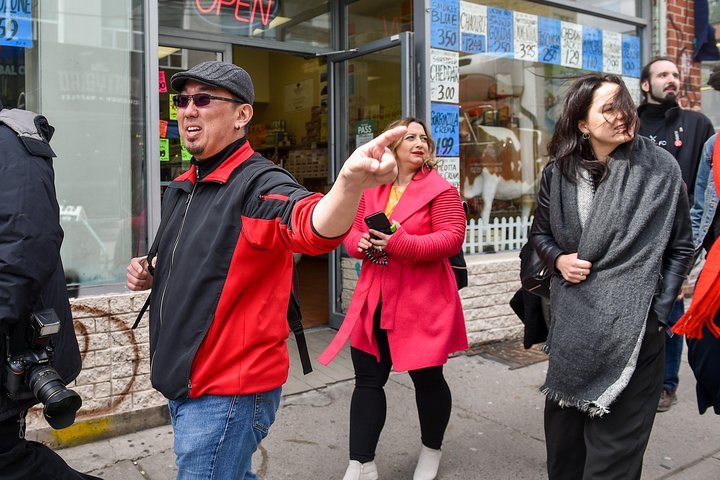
2, 309, 82, 429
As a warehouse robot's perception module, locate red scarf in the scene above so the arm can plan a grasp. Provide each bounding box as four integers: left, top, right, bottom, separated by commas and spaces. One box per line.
673, 137, 720, 338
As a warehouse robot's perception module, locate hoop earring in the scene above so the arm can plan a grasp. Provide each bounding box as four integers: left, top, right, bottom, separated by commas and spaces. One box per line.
581, 132, 590, 140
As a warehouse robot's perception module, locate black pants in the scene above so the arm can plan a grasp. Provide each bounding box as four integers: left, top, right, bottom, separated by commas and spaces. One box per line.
544, 323, 665, 480
0, 411, 102, 480
349, 307, 452, 463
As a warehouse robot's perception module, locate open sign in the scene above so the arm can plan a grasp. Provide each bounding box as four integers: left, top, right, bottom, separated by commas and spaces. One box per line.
194, 0, 279, 28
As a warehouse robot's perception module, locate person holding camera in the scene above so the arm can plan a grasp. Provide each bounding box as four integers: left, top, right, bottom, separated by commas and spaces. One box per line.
0, 99, 97, 479
126, 61, 407, 480
318, 118, 468, 480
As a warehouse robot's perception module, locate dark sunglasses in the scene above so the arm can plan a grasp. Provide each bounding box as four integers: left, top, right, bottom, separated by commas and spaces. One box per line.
172, 93, 243, 108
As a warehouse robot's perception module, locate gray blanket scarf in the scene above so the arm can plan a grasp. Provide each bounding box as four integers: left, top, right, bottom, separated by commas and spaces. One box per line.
542, 136, 681, 416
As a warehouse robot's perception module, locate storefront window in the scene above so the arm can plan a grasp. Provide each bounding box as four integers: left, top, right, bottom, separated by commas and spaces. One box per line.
158, 0, 331, 48
569, 0, 642, 17
429, 0, 642, 253
24, 0, 148, 294
347, 0, 412, 48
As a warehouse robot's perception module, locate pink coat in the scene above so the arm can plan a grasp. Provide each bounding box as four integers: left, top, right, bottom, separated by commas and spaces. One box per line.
318, 168, 468, 371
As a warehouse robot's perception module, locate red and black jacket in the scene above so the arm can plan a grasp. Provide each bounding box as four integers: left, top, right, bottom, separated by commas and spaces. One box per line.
148, 141, 341, 400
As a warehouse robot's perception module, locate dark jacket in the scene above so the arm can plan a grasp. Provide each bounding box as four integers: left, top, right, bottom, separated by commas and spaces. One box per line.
0, 106, 81, 422
148, 141, 342, 400
531, 154, 694, 327
637, 102, 715, 202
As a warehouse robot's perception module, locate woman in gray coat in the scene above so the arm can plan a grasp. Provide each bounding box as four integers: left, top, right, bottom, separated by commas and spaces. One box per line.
530, 74, 694, 480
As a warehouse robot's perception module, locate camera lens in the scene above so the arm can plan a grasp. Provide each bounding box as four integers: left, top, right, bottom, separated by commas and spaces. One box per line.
27, 365, 82, 429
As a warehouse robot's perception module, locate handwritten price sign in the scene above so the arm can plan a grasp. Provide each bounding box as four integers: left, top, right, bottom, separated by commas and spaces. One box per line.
430, 49, 459, 103
431, 0, 459, 51
431, 103, 460, 157
460, 2, 486, 54
0, 0, 32, 48
488, 7, 513, 57
513, 11, 538, 62
560, 22, 582, 69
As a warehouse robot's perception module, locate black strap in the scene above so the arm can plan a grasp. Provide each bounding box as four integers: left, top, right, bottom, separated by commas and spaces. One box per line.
287, 289, 312, 374
132, 191, 183, 329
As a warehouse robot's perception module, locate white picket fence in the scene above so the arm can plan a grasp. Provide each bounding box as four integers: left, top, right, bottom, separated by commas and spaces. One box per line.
463, 216, 534, 254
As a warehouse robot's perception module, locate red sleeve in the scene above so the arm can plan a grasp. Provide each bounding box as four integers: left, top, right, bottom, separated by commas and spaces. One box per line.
341, 195, 369, 260
386, 187, 466, 261
279, 193, 346, 255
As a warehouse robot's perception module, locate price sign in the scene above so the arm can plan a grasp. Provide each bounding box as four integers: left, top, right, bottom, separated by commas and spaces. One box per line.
623, 75, 642, 106
538, 17, 561, 65
430, 103, 460, 157
582, 27, 602, 72
460, 2, 486, 54
602, 31, 622, 75
622, 34, 641, 78
560, 22, 582, 69
181, 144, 192, 161
430, 0, 459, 51
513, 12, 538, 62
159, 119, 168, 138
169, 94, 178, 120
0, 0, 32, 48
159, 70, 168, 93
487, 7, 513, 57
160, 138, 169, 162
437, 157, 460, 191
430, 49, 459, 103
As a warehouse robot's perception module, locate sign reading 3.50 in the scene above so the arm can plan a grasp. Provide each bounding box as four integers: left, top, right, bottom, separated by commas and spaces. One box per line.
0, 0, 32, 48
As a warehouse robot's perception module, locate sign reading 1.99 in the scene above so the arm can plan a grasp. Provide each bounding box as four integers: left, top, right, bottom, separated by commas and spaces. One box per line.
0, 0, 32, 48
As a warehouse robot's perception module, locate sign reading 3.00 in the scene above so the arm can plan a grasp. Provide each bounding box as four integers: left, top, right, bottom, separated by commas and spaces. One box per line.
0, 0, 32, 48
430, 49, 459, 103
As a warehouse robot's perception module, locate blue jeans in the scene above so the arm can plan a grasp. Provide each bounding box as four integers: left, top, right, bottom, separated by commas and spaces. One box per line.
663, 300, 685, 392
168, 388, 282, 480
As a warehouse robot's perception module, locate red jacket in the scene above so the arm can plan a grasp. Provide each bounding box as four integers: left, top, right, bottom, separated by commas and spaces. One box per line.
319, 168, 468, 371
149, 141, 342, 400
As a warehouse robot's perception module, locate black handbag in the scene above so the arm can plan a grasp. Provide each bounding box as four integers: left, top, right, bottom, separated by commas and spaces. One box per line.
450, 250, 468, 289
519, 241, 551, 299
450, 201, 469, 290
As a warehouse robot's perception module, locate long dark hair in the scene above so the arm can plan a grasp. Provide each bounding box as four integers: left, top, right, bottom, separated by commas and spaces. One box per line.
547, 74, 638, 183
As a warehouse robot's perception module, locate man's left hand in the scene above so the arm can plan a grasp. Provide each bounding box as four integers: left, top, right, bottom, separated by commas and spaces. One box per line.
338, 126, 407, 190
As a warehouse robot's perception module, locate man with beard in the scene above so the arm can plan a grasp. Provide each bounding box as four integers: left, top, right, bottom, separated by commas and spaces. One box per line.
638, 56, 715, 413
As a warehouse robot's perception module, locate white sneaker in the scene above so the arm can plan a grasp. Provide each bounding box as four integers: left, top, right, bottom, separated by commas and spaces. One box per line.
413, 445, 442, 480
342, 460, 379, 480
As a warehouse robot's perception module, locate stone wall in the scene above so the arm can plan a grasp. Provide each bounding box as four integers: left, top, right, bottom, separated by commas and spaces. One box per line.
25, 292, 166, 446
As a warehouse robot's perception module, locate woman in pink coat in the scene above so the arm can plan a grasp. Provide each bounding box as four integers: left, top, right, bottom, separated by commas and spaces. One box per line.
319, 118, 468, 480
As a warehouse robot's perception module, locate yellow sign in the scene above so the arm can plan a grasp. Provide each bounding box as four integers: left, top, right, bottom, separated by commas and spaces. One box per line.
160, 138, 169, 161
181, 145, 192, 161
169, 95, 178, 120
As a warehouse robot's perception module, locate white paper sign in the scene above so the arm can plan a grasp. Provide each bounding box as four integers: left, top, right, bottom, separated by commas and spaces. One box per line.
437, 157, 460, 191
623, 75, 642, 106
560, 22, 582, 69
513, 12, 538, 62
430, 49, 459, 104
603, 30, 622, 75
460, 2, 487, 53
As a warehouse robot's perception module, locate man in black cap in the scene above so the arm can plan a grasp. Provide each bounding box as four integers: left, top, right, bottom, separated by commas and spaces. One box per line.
638, 56, 715, 413
126, 61, 406, 479
0, 99, 98, 479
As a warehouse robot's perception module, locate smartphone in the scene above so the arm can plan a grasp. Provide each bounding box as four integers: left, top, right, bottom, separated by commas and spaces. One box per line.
364, 211, 394, 239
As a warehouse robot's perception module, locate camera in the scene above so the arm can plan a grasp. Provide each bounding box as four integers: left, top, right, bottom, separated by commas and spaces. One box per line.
3, 309, 82, 429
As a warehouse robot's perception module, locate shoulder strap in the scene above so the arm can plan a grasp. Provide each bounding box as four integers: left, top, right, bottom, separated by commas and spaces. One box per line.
132, 190, 184, 329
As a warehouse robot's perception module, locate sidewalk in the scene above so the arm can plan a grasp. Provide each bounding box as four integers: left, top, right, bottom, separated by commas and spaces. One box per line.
56, 335, 720, 479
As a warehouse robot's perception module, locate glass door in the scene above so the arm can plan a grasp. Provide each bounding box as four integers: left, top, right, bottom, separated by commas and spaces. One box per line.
328, 32, 414, 328
157, 38, 230, 194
